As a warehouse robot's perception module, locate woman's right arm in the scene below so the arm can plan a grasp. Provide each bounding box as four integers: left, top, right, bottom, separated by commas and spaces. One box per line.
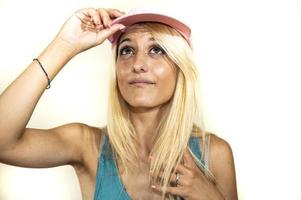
0, 8, 125, 168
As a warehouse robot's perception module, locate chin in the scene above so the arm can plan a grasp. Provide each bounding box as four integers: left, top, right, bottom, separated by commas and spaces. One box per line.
126, 98, 170, 112
128, 101, 155, 109
125, 98, 156, 108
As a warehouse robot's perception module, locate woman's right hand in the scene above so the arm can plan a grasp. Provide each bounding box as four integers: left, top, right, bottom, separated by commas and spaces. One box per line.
55, 8, 125, 56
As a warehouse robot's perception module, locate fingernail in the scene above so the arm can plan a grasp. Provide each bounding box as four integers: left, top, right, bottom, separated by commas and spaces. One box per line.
151, 185, 156, 189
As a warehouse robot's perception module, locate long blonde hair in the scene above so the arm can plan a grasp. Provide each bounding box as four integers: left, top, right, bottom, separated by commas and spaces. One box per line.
107, 23, 213, 199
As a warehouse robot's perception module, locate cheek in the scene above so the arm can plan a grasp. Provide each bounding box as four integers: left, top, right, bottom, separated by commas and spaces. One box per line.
116, 64, 129, 85
154, 66, 177, 92
116, 65, 133, 102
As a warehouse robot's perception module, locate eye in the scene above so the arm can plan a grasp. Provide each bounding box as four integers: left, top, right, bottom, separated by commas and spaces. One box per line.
119, 46, 135, 57
149, 45, 165, 56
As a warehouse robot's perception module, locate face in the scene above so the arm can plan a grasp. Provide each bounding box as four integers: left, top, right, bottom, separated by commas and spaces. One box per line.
116, 25, 177, 112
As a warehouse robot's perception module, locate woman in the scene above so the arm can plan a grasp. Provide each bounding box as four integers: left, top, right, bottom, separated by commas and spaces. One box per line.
0, 8, 237, 200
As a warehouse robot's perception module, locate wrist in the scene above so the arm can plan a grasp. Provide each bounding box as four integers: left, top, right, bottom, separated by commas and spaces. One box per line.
36, 37, 77, 81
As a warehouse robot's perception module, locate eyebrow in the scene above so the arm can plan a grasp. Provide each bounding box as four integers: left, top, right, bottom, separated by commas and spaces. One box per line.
119, 38, 131, 46
118, 37, 156, 46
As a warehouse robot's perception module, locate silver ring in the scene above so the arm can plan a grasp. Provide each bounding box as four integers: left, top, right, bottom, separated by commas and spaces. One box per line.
175, 172, 180, 186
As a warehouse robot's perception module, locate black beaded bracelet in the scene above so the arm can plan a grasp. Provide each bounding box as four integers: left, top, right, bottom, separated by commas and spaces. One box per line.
33, 58, 51, 89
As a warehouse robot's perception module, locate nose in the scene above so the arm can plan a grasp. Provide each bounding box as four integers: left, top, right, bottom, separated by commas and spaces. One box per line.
132, 51, 148, 73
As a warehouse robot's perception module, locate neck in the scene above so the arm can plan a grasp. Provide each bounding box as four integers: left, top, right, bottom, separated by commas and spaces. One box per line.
129, 104, 169, 159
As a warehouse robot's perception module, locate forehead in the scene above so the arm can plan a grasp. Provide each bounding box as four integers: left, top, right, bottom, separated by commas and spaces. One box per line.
118, 24, 155, 44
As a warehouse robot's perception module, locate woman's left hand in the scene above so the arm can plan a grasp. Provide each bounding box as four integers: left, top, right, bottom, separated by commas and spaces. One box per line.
151, 149, 224, 200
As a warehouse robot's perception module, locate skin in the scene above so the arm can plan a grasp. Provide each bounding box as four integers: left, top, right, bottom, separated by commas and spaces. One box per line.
116, 25, 178, 153
0, 8, 238, 200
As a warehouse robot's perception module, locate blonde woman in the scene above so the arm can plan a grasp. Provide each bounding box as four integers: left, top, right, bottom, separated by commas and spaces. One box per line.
0, 8, 238, 200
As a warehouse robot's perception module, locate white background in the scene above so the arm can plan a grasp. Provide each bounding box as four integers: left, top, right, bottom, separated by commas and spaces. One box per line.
0, 0, 301, 199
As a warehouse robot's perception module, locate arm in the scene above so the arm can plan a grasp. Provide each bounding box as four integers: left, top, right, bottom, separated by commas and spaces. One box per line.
0, 123, 86, 168
0, 8, 124, 167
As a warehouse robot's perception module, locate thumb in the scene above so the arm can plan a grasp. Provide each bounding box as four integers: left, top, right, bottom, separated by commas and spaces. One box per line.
97, 23, 126, 43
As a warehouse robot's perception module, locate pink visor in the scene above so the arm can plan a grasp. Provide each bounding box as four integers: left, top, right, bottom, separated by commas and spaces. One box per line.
108, 8, 192, 46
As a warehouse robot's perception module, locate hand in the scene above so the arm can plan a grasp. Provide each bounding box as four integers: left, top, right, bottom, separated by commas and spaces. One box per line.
151, 149, 224, 200
54, 8, 125, 56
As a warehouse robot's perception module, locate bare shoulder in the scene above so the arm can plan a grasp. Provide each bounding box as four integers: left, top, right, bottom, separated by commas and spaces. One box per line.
209, 133, 233, 163
63, 123, 104, 151
196, 131, 235, 175
205, 133, 234, 175
53, 122, 105, 162
79, 123, 105, 152
56, 122, 103, 144
50, 123, 91, 146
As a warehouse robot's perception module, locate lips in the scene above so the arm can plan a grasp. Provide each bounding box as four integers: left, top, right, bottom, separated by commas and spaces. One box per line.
129, 79, 155, 84
129, 78, 155, 85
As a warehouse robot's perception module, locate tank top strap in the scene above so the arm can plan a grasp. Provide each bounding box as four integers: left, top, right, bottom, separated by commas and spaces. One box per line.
188, 136, 204, 164
93, 135, 131, 200
189, 134, 210, 169
188, 134, 211, 169
204, 134, 211, 169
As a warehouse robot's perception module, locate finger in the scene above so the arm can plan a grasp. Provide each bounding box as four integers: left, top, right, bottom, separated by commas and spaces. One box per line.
94, 24, 104, 32
76, 15, 96, 29
149, 168, 174, 186
183, 148, 196, 169
78, 18, 99, 32
173, 164, 195, 187
82, 8, 101, 25
151, 185, 184, 197
107, 8, 125, 19
150, 167, 185, 187
97, 8, 111, 28
95, 23, 125, 42
175, 163, 190, 176
171, 172, 182, 186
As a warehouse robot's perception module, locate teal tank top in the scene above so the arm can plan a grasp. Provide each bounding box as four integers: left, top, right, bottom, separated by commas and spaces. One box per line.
93, 135, 206, 200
